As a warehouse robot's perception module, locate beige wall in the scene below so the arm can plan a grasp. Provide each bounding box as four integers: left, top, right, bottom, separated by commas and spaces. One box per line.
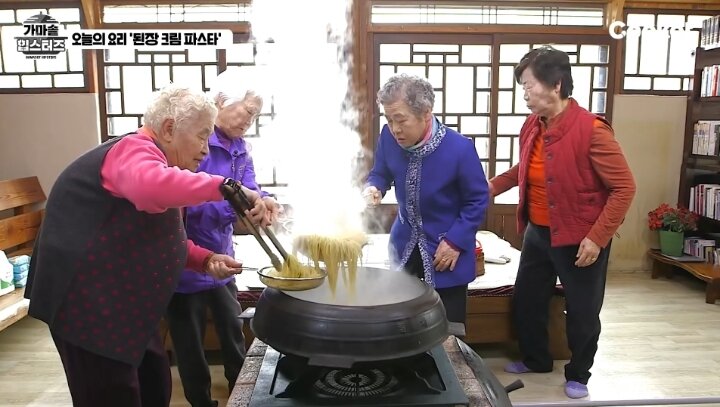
609, 95, 687, 271
0, 94, 101, 195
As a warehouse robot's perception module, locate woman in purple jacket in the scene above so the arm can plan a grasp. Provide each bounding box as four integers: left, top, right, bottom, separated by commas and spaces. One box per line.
165, 68, 281, 407
364, 73, 489, 324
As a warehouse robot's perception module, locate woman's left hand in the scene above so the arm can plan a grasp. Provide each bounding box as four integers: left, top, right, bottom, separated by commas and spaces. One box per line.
575, 237, 601, 267
433, 240, 460, 272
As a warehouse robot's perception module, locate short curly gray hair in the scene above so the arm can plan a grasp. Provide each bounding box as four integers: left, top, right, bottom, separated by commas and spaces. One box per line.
377, 73, 434, 117
209, 66, 265, 109
143, 84, 217, 134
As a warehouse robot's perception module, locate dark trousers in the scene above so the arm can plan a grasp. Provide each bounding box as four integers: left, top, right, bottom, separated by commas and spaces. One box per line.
165, 282, 245, 407
407, 247, 468, 325
51, 330, 171, 407
514, 223, 610, 384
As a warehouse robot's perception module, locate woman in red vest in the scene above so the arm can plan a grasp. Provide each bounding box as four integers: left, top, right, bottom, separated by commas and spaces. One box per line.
489, 46, 636, 399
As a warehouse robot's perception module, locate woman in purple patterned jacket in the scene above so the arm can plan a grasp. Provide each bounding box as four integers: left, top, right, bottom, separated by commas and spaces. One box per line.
165, 68, 281, 407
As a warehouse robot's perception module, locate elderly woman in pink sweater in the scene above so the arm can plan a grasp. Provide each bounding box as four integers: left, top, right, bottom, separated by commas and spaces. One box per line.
25, 85, 266, 407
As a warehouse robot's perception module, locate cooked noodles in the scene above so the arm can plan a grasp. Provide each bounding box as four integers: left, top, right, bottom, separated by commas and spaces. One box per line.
266, 254, 322, 279
292, 233, 366, 295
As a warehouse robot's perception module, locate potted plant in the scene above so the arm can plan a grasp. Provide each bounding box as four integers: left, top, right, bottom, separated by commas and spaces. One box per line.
647, 203, 699, 256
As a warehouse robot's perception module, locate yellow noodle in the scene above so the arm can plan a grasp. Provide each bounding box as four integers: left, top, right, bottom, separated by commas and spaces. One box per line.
292, 233, 366, 296
269, 254, 320, 278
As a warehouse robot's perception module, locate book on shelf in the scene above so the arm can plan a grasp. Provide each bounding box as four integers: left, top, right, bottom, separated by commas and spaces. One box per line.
702, 16, 720, 50
683, 237, 719, 264
689, 183, 720, 220
692, 120, 720, 155
700, 65, 720, 97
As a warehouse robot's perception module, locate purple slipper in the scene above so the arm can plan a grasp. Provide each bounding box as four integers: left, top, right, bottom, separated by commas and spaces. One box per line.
565, 381, 589, 398
504, 361, 532, 374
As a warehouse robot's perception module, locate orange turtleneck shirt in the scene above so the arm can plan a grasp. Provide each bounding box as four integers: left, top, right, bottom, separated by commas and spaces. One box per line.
527, 124, 550, 226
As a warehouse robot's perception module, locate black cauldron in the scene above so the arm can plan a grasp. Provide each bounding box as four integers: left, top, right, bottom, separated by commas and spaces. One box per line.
251, 266, 462, 368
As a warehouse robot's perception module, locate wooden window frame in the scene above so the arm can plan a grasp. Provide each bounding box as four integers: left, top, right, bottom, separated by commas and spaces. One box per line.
0, 1, 91, 94
369, 1, 608, 27
353, 0, 618, 245
617, 8, 717, 96
96, 12, 289, 187
368, 33, 616, 152
96, 21, 250, 143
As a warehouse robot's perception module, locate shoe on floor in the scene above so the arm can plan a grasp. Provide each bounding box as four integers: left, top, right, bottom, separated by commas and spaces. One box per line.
504, 361, 532, 374
565, 381, 589, 398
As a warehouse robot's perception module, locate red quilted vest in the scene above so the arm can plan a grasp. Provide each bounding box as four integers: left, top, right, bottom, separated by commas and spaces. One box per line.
516, 98, 609, 247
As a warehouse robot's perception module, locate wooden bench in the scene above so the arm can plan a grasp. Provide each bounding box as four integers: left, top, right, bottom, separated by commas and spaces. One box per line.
647, 249, 720, 304
465, 294, 570, 360
0, 176, 46, 332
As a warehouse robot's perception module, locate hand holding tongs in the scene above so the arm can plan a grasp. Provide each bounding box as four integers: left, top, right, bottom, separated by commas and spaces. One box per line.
220, 179, 289, 271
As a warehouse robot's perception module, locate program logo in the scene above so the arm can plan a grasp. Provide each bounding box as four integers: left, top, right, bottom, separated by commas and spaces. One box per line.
15, 13, 67, 59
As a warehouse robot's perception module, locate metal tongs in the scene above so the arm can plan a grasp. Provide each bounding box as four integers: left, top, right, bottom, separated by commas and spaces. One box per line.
220, 179, 288, 271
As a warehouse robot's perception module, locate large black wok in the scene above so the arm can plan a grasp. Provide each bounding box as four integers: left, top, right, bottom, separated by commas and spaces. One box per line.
250, 266, 463, 368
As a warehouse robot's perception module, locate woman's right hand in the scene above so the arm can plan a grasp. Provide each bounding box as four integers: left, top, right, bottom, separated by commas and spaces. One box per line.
204, 253, 244, 280
242, 186, 269, 226
262, 196, 283, 225
219, 179, 266, 225
363, 186, 382, 208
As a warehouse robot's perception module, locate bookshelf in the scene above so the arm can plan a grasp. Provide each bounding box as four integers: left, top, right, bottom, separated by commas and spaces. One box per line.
679, 45, 720, 233
671, 27, 720, 303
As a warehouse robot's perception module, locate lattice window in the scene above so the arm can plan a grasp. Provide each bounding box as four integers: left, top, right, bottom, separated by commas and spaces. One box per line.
223, 41, 283, 187
375, 37, 611, 205
378, 42, 493, 179
0, 7, 85, 91
103, 3, 251, 23
621, 11, 713, 94
495, 43, 609, 204
101, 47, 220, 137
99, 39, 286, 188
372, 4, 604, 26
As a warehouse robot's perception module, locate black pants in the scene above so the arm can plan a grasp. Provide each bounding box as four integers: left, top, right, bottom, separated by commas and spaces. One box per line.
407, 247, 468, 325
165, 282, 245, 407
51, 330, 171, 407
514, 223, 610, 384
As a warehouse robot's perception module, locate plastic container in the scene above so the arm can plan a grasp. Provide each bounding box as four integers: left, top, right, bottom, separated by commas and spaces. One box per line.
9, 255, 30, 288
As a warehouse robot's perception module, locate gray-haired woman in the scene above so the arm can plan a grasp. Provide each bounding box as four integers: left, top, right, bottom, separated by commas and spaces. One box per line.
25, 84, 266, 407
166, 67, 280, 407
364, 73, 489, 325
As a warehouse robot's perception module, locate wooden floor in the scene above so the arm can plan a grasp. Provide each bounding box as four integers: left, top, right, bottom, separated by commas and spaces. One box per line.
0, 271, 718, 406
480, 271, 720, 406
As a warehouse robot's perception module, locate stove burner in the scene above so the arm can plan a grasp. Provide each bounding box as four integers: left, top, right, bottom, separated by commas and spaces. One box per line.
274, 351, 447, 400
248, 343, 470, 406
314, 368, 400, 398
